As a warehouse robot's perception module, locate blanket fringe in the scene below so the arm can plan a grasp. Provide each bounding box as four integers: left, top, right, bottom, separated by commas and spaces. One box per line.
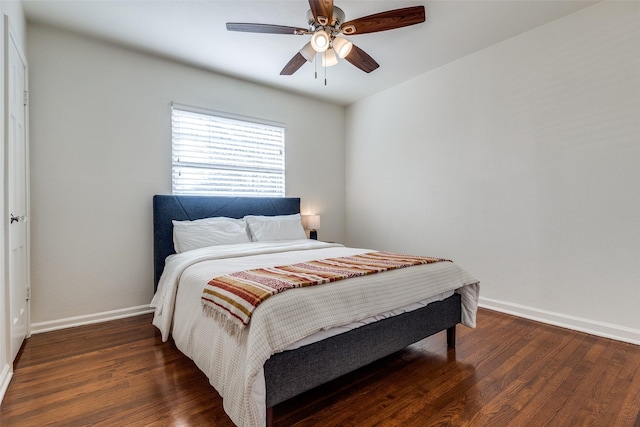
202, 304, 244, 337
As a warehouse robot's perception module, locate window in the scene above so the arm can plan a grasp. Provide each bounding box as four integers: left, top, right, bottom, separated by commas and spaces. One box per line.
171, 104, 285, 197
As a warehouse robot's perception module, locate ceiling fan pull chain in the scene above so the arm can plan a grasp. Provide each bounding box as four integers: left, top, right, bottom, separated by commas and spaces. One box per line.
324, 52, 327, 86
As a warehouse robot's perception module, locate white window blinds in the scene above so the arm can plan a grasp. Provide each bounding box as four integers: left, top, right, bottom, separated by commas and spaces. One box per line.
172, 105, 285, 197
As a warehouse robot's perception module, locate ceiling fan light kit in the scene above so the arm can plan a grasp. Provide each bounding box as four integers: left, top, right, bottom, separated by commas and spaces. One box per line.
310, 30, 330, 52
226, 0, 426, 77
299, 42, 316, 62
322, 48, 339, 67
332, 36, 352, 58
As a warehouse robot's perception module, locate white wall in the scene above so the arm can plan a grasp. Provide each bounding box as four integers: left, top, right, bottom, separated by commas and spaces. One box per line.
1, 0, 26, 401
346, 2, 640, 343
26, 23, 346, 328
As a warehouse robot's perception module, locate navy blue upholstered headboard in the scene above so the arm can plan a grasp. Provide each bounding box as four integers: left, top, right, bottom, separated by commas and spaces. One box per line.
153, 195, 301, 291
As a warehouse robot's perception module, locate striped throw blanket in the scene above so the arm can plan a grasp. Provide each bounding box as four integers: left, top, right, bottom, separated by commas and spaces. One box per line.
201, 251, 450, 334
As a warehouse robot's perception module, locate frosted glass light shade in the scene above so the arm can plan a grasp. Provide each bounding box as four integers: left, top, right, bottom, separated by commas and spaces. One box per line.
299, 42, 315, 62
332, 37, 352, 58
322, 48, 338, 67
310, 30, 330, 52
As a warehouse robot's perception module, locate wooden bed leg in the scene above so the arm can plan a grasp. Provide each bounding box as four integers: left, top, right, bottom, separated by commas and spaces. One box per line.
266, 406, 274, 427
446, 325, 456, 349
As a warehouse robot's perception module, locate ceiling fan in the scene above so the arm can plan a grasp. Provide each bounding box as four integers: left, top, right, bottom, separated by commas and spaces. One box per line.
226, 0, 426, 76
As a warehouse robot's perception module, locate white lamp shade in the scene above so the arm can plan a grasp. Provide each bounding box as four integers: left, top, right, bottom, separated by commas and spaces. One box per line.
332, 37, 353, 58
302, 214, 320, 230
322, 48, 338, 67
299, 42, 315, 63
310, 30, 330, 53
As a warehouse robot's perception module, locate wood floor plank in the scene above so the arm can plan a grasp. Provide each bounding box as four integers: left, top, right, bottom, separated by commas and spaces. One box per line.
456, 327, 578, 426
612, 346, 640, 426
1, 310, 639, 426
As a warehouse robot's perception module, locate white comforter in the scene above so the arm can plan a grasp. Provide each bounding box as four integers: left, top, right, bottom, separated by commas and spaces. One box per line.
150, 240, 479, 427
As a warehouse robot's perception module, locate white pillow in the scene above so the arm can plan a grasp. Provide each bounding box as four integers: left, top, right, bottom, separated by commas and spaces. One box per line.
244, 214, 307, 242
172, 217, 250, 253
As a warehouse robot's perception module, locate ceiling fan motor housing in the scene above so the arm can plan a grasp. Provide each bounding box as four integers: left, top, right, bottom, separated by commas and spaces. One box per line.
307, 7, 345, 35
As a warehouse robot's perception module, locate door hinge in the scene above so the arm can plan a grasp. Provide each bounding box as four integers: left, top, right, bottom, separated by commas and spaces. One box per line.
26, 286, 31, 301
23, 90, 29, 106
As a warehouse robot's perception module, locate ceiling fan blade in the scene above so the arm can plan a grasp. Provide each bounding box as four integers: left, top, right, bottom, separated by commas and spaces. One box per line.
226, 23, 308, 35
340, 6, 425, 35
280, 52, 308, 75
344, 44, 379, 73
308, 0, 334, 25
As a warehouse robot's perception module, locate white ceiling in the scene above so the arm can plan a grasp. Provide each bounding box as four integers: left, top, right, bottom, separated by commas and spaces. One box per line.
22, 0, 598, 105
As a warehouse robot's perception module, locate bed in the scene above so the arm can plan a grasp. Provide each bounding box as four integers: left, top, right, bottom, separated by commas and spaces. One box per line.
150, 195, 479, 427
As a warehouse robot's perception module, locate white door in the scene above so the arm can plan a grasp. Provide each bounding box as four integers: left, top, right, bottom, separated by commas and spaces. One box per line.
6, 19, 29, 362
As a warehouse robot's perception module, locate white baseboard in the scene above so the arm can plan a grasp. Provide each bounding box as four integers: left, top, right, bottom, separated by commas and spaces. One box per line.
25, 298, 640, 342
30, 305, 155, 335
479, 296, 640, 346
0, 363, 13, 404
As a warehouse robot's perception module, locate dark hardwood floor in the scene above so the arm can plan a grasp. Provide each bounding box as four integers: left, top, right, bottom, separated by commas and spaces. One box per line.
1, 309, 639, 426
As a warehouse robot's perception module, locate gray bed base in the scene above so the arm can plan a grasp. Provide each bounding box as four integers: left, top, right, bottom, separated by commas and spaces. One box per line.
152, 195, 462, 426
264, 293, 461, 422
